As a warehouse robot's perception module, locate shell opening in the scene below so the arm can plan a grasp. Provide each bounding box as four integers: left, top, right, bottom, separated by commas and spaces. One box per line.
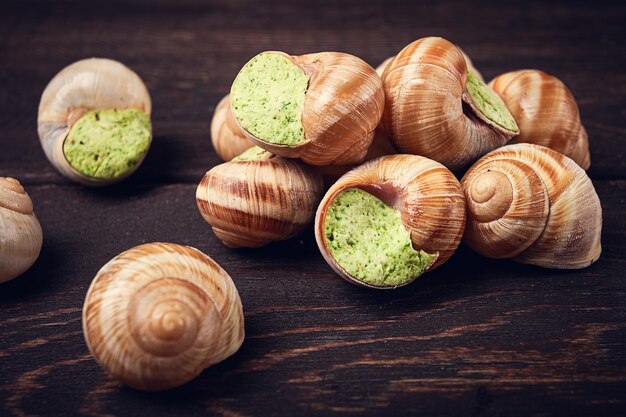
63, 108, 151, 180
231, 52, 309, 147
323, 188, 435, 288
464, 70, 519, 133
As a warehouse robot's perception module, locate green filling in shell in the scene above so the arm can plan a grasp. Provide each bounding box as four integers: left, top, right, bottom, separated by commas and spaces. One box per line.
230, 53, 309, 146
466, 70, 519, 132
233, 146, 272, 161
63, 109, 151, 179
324, 188, 436, 288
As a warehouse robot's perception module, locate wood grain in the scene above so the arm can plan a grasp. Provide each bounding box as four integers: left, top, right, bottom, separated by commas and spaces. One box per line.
1, 0, 625, 416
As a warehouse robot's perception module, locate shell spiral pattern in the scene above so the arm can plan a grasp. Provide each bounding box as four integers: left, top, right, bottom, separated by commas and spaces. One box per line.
82, 242, 244, 391
461, 144, 602, 268
0, 178, 43, 283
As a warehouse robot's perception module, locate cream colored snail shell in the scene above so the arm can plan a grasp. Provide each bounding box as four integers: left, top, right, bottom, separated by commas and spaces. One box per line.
315, 155, 466, 289
38, 58, 152, 185
461, 144, 601, 268
0, 178, 43, 283
489, 69, 590, 169
381, 37, 519, 171
82, 242, 244, 391
196, 147, 324, 248
230, 51, 385, 166
211, 95, 254, 161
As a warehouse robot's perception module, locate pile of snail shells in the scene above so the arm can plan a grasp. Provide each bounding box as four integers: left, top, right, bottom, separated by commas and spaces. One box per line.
203, 35, 601, 289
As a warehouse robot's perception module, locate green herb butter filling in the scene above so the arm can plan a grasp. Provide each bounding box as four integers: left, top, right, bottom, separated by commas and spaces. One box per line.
230, 52, 309, 146
465, 70, 519, 132
324, 188, 436, 288
233, 146, 271, 161
63, 108, 151, 179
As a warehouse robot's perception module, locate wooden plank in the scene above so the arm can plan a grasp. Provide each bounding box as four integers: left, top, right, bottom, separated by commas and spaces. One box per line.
1, 180, 624, 416
0, 0, 625, 184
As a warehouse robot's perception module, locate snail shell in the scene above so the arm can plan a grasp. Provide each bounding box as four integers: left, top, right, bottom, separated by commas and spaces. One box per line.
489, 69, 590, 169
315, 155, 466, 289
0, 178, 43, 283
375, 47, 483, 81
230, 51, 384, 166
211, 95, 254, 161
82, 242, 244, 391
461, 144, 601, 268
381, 37, 519, 171
196, 147, 324, 248
312, 124, 398, 186
38, 58, 152, 185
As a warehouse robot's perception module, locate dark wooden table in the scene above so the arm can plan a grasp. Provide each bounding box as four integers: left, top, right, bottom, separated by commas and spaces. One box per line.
1, 0, 625, 416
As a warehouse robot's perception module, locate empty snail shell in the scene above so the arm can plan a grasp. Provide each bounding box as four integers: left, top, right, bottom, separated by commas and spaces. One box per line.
381, 37, 519, 171
196, 147, 324, 248
461, 143, 601, 268
0, 178, 43, 283
489, 70, 590, 169
38, 58, 152, 185
82, 242, 244, 391
315, 155, 466, 289
230, 51, 384, 166
211, 95, 254, 161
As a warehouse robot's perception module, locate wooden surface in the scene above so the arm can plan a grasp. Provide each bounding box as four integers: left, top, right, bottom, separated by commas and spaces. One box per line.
1, 0, 625, 416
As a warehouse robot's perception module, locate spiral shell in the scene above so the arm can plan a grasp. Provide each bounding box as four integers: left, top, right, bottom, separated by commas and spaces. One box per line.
211, 95, 254, 161
375, 47, 483, 81
231, 51, 385, 166
0, 178, 43, 283
461, 144, 601, 268
196, 148, 324, 248
38, 58, 152, 185
489, 70, 590, 169
315, 155, 466, 289
82, 242, 244, 391
381, 37, 519, 171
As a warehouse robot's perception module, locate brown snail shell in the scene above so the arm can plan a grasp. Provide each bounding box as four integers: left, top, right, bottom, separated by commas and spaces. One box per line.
231, 51, 385, 166
315, 155, 466, 289
461, 143, 601, 268
0, 178, 43, 283
38, 58, 152, 185
375, 46, 483, 81
381, 37, 519, 171
312, 124, 398, 186
82, 242, 244, 391
196, 148, 324, 248
211, 95, 254, 161
489, 69, 590, 169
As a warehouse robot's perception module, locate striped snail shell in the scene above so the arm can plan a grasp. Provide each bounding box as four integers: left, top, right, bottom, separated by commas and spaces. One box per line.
211, 95, 254, 161
196, 147, 324, 248
381, 37, 519, 171
489, 69, 590, 169
230, 51, 384, 166
461, 144, 602, 268
0, 178, 43, 283
38, 58, 152, 185
315, 155, 466, 289
82, 242, 244, 391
